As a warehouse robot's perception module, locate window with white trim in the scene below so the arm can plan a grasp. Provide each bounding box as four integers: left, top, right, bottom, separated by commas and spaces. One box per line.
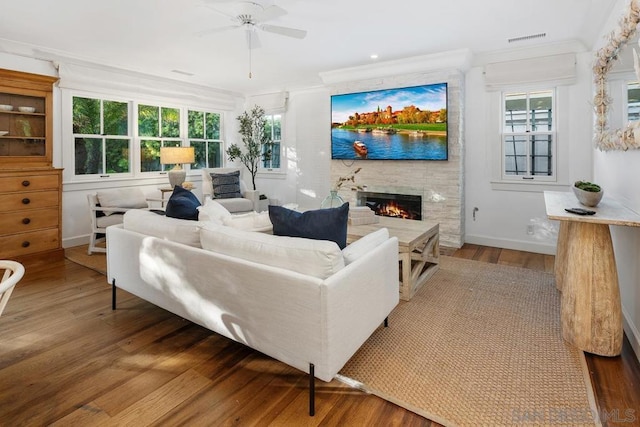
68, 90, 226, 181
261, 113, 281, 170
627, 82, 640, 122
188, 109, 223, 169
73, 96, 131, 176
502, 90, 555, 181
138, 104, 182, 172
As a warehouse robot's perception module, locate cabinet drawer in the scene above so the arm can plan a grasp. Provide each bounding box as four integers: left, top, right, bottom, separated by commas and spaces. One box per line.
0, 173, 60, 192
0, 228, 59, 258
0, 208, 59, 235
0, 190, 59, 212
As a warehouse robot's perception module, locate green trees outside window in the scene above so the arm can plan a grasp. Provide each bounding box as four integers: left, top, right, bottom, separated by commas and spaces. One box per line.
139, 104, 181, 172
73, 96, 130, 175
71, 95, 224, 178
262, 114, 281, 170
189, 109, 222, 169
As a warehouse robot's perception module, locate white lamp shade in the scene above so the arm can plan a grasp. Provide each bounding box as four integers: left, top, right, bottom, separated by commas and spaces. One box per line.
160, 147, 194, 187
160, 146, 195, 165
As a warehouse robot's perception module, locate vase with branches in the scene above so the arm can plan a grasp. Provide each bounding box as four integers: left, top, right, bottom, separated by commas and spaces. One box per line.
226, 105, 272, 190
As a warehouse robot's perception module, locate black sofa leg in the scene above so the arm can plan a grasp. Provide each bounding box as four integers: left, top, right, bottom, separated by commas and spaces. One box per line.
112, 279, 116, 310
309, 363, 315, 416
384, 317, 389, 327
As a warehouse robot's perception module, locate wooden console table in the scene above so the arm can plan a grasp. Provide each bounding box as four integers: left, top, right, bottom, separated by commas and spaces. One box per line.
348, 216, 439, 301
544, 191, 640, 356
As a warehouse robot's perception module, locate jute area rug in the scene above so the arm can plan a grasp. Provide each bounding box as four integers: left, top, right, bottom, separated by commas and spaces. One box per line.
338, 256, 601, 427
65, 244, 107, 275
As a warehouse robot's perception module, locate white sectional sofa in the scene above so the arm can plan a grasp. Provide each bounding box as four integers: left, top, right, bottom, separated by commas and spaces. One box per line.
106, 209, 399, 415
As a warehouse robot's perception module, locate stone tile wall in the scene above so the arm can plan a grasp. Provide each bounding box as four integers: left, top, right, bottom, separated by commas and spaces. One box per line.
330, 70, 464, 247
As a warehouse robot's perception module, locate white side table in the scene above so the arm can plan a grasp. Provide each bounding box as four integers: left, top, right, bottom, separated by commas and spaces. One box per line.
158, 186, 196, 207
257, 198, 270, 213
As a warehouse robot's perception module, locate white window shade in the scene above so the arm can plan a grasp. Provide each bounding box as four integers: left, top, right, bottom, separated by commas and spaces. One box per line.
484, 53, 576, 90
247, 91, 288, 113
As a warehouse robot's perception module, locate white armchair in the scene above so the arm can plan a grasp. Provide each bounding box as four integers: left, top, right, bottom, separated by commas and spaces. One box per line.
87, 188, 149, 255
202, 168, 258, 213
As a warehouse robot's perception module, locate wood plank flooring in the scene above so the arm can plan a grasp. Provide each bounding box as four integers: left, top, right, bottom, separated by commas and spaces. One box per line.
0, 245, 638, 426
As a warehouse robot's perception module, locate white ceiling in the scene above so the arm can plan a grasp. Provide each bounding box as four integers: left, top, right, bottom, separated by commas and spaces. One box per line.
0, 0, 619, 95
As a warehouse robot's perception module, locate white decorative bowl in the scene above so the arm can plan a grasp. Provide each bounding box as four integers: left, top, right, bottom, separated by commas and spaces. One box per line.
572, 186, 603, 207
0, 104, 13, 111
18, 106, 36, 113
0, 131, 8, 136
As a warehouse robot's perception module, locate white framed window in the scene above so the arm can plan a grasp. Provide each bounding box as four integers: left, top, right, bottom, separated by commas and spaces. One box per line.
67, 91, 226, 181
188, 109, 223, 169
627, 81, 640, 122
260, 113, 282, 172
138, 103, 183, 173
72, 96, 132, 177
501, 89, 556, 181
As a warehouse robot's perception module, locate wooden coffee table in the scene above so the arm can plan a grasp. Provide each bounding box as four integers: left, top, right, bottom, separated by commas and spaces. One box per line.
348, 216, 440, 301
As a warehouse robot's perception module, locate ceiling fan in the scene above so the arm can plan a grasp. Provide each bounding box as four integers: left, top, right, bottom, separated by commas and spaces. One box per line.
198, 1, 307, 51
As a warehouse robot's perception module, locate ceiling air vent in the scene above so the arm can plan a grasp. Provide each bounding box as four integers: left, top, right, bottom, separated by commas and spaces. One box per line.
508, 33, 547, 43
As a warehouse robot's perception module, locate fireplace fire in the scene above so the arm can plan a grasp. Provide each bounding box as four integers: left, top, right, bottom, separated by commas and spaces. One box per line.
357, 191, 422, 220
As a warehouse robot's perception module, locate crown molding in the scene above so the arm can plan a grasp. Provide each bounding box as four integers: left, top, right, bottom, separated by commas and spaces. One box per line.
319, 49, 473, 85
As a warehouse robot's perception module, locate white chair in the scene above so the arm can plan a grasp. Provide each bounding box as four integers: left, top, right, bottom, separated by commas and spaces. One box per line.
0, 260, 25, 317
87, 188, 149, 255
202, 167, 258, 213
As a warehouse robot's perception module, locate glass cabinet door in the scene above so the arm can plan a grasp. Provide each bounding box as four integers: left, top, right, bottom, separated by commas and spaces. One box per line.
0, 93, 47, 157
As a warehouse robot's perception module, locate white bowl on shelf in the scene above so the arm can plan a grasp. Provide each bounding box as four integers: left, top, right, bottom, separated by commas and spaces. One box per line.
18, 106, 36, 113
0, 131, 8, 136
0, 104, 13, 111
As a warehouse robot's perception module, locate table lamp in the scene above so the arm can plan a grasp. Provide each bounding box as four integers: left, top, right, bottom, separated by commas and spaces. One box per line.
160, 146, 195, 187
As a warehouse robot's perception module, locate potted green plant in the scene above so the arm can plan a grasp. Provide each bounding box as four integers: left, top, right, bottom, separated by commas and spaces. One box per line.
573, 180, 603, 207
226, 105, 272, 191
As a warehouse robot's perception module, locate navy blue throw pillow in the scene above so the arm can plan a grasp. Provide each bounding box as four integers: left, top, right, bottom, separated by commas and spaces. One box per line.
211, 170, 242, 199
165, 186, 201, 220
268, 203, 349, 249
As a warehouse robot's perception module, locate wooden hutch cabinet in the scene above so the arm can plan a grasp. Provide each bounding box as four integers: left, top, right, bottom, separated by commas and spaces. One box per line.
0, 68, 63, 262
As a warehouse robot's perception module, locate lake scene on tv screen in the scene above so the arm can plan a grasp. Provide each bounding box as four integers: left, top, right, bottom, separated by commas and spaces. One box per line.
331, 83, 448, 160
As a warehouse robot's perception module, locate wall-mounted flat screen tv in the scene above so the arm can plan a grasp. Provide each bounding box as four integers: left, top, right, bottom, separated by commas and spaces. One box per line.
331, 82, 448, 160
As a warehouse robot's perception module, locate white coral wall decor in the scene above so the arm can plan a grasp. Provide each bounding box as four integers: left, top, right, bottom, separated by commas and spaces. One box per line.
594, 0, 640, 151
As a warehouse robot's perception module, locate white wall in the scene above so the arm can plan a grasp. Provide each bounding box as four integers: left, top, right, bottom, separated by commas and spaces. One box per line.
593, 0, 640, 360
464, 48, 594, 254
253, 87, 329, 209
594, 150, 640, 360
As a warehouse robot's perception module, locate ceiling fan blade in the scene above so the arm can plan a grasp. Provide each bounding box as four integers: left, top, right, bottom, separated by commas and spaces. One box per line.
253, 5, 287, 22
200, 4, 238, 21
260, 24, 307, 39
195, 25, 240, 37
246, 29, 262, 50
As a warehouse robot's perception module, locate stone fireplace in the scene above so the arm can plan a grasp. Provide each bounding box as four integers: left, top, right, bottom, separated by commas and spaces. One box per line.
327, 67, 464, 248
357, 191, 422, 220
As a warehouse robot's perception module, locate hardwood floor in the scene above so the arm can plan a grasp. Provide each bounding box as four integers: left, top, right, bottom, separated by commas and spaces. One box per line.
0, 245, 638, 426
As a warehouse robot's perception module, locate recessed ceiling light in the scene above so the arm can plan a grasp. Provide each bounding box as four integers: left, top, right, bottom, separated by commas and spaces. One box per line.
370, 54, 378, 59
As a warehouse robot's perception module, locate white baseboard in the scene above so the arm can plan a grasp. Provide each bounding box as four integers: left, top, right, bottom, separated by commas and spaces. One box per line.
63, 234, 90, 249
623, 308, 640, 364
465, 234, 557, 255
